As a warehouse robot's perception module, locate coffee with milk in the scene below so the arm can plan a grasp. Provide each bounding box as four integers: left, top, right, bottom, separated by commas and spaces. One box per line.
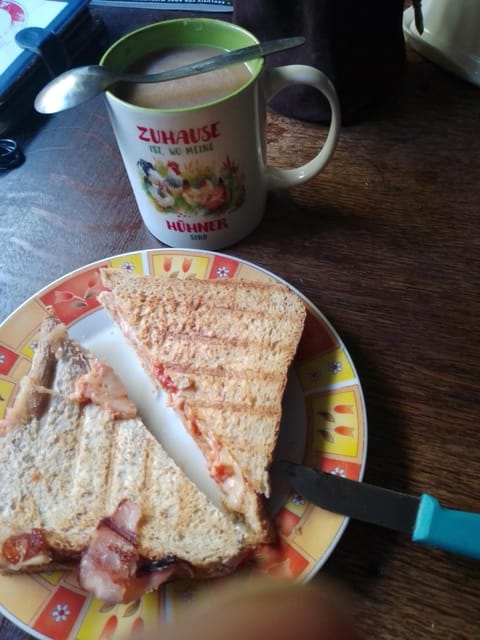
118, 45, 253, 109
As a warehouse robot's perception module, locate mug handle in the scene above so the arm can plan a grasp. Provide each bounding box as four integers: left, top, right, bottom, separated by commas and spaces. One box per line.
262, 65, 341, 190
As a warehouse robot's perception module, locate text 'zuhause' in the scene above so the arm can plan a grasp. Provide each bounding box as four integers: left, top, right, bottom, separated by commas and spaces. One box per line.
137, 122, 220, 145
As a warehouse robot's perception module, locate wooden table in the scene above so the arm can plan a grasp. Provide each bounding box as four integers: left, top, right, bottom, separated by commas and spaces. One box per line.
1, 6, 479, 640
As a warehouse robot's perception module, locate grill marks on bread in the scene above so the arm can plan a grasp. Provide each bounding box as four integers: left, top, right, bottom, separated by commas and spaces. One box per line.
100, 273, 305, 414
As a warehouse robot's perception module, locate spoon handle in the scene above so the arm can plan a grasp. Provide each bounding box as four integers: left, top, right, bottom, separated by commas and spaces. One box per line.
120, 36, 306, 85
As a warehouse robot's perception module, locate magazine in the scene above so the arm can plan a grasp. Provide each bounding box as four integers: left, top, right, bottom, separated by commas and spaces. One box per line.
90, 0, 232, 11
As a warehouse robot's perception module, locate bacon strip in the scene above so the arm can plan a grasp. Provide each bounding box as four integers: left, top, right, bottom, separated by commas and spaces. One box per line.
79, 500, 176, 603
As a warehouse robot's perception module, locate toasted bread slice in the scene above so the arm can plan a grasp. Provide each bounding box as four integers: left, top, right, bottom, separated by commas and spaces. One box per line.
0, 316, 250, 601
99, 269, 306, 545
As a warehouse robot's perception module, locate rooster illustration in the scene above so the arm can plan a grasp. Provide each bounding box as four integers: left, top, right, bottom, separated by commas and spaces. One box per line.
164, 161, 183, 195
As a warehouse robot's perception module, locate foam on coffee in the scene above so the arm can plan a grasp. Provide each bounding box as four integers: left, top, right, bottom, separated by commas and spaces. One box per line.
118, 45, 252, 109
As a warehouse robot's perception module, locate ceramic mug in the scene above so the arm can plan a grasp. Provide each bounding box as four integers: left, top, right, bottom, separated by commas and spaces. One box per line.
101, 18, 341, 250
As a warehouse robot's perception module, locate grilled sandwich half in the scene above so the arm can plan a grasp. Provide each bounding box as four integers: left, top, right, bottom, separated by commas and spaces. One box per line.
99, 269, 306, 546
0, 316, 250, 603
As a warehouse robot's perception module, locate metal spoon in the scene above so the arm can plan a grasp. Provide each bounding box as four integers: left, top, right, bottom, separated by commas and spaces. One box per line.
34, 36, 305, 114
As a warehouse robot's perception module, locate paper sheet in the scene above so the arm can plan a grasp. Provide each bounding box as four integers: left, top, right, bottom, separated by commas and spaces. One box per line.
0, 0, 67, 75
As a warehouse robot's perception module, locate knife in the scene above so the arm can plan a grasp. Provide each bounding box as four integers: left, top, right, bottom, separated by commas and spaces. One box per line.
280, 461, 480, 559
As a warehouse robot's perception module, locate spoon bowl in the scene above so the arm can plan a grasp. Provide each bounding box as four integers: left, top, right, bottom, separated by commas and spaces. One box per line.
35, 66, 120, 114
34, 37, 305, 115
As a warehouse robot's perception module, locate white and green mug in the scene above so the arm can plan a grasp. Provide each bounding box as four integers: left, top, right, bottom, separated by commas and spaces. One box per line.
101, 18, 341, 250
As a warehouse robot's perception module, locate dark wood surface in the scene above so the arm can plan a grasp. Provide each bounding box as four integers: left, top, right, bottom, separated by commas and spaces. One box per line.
1, 6, 479, 640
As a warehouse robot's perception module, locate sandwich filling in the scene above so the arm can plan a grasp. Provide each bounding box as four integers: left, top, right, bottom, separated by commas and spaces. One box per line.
79, 499, 178, 604
0, 501, 183, 604
72, 359, 137, 419
1, 530, 52, 571
182, 400, 247, 512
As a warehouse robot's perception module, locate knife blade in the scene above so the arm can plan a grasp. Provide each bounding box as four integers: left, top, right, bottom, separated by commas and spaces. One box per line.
280, 461, 480, 559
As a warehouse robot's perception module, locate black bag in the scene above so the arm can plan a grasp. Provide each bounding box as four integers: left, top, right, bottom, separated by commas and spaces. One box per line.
233, 0, 421, 124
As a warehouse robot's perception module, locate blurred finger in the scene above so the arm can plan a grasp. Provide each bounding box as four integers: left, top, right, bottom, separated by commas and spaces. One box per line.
139, 579, 356, 640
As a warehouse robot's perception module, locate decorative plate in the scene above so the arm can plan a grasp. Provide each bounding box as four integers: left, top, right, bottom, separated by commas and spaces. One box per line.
0, 249, 367, 640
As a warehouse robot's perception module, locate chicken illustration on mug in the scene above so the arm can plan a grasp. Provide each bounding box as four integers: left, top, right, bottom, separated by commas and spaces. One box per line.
136, 156, 246, 217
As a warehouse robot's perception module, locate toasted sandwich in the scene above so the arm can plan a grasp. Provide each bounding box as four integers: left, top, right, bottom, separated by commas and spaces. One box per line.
0, 316, 250, 603
99, 269, 306, 546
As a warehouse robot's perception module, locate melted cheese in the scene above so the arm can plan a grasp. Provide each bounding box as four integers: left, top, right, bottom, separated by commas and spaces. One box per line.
0, 552, 51, 571
203, 431, 246, 511
72, 359, 136, 419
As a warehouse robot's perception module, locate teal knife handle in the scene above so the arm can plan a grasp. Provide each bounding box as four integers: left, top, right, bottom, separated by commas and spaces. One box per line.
413, 494, 480, 559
